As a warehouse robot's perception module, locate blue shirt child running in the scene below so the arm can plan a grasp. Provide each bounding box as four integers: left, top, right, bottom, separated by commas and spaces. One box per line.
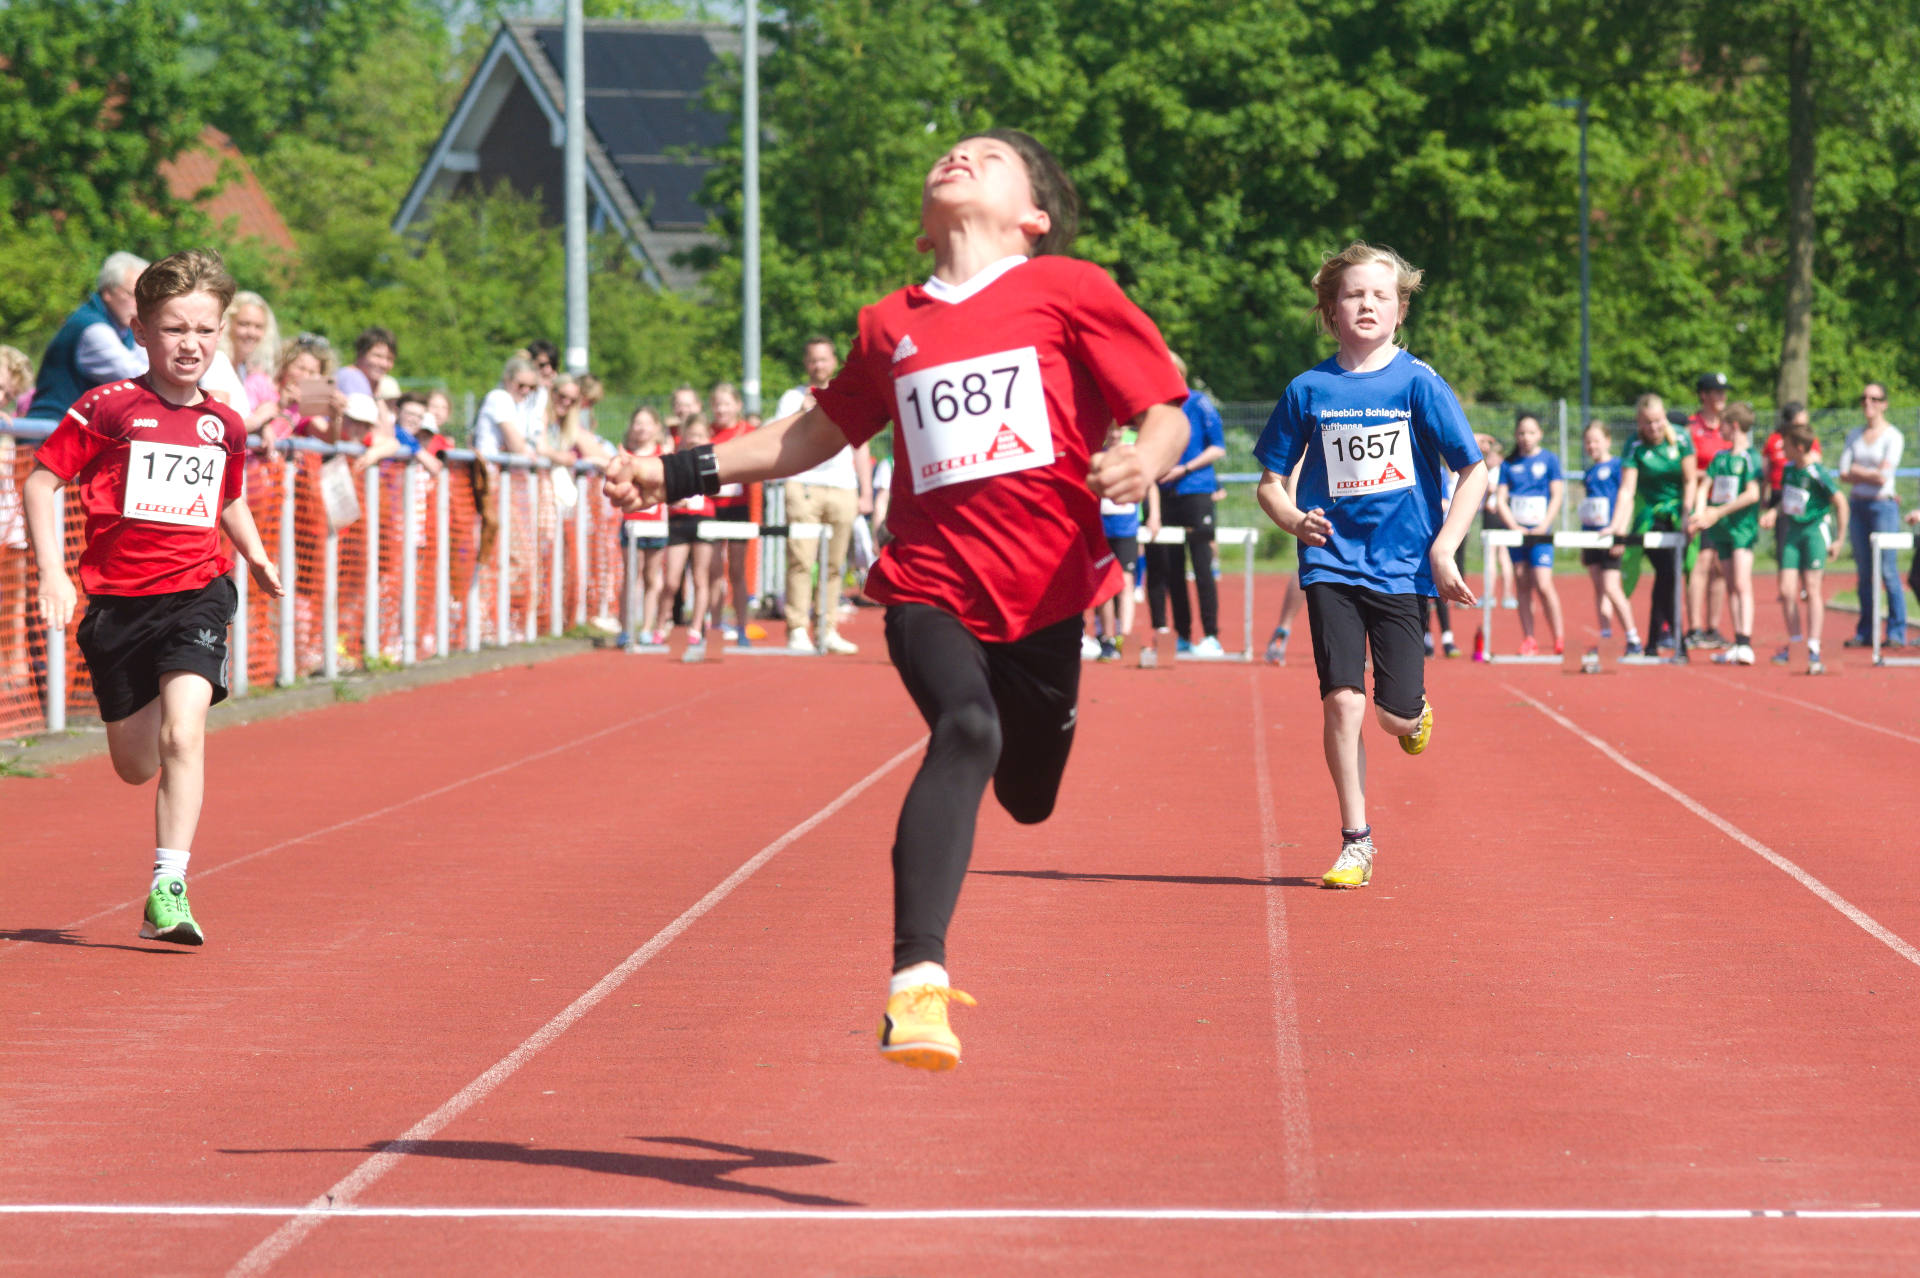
1579, 458, 1621, 529
1253, 349, 1481, 596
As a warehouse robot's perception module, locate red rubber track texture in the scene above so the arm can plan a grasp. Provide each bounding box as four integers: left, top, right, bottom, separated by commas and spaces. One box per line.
2, 575, 1919, 1276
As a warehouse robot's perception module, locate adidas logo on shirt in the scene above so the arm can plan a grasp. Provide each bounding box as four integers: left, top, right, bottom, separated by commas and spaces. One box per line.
892, 334, 918, 364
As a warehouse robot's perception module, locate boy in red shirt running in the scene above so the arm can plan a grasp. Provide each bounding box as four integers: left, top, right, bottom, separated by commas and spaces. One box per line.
24, 249, 283, 946
606, 129, 1189, 1070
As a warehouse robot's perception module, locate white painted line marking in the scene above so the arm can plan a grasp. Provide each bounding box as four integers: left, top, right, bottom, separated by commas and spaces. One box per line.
1701, 671, 1920, 747
1503, 683, 1920, 969
1249, 670, 1317, 1204
227, 734, 928, 1278
3, 1204, 1913, 1222
3, 681, 740, 957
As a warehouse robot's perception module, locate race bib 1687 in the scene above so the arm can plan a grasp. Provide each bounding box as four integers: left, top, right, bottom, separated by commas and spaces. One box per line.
895, 347, 1052, 495
124, 441, 225, 528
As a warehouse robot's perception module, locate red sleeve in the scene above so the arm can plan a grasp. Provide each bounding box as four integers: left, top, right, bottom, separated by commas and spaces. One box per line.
33, 404, 113, 482
220, 404, 248, 503
1065, 262, 1187, 424
811, 303, 894, 447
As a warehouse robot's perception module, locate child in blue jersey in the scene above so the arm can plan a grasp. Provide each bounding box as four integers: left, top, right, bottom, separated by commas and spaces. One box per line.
1578, 420, 1640, 653
1496, 412, 1566, 655
1254, 242, 1487, 889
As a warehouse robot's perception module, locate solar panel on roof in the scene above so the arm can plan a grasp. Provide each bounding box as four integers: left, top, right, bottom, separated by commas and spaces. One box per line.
617, 161, 713, 228
532, 28, 717, 95
588, 96, 729, 156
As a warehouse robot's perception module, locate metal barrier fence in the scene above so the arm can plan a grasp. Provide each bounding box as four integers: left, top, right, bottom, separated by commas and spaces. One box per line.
1, 427, 636, 740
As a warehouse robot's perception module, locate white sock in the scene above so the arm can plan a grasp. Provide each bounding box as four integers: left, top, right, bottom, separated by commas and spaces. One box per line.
1808, 638, 1822, 655
1626, 627, 1642, 643
152, 847, 190, 889
890, 961, 949, 996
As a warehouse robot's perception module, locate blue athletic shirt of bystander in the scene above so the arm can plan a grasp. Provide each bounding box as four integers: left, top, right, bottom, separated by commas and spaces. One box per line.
1253, 349, 1480, 596
1580, 458, 1621, 529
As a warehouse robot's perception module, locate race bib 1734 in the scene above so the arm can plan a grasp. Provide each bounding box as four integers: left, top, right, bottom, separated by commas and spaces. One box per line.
124, 441, 225, 528
1320, 411, 1415, 499
895, 347, 1052, 494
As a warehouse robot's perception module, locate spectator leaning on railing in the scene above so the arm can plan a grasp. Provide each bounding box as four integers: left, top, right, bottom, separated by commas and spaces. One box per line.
335, 326, 396, 404
22, 252, 150, 424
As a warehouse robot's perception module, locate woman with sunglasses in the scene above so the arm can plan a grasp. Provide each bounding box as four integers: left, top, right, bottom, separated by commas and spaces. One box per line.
1840, 383, 1908, 648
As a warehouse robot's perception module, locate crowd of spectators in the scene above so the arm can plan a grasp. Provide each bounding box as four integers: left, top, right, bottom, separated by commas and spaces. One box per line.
6, 253, 1917, 696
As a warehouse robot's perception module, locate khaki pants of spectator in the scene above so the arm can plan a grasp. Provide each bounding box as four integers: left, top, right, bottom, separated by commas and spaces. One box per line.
785, 481, 858, 634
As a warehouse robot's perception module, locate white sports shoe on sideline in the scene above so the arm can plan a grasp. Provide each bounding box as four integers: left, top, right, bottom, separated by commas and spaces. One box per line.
1080, 634, 1103, 659
787, 628, 813, 652
1193, 635, 1225, 657
820, 630, 858, 655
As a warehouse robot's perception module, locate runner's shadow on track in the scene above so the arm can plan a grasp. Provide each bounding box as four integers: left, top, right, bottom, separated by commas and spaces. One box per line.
223, 1136, 860, 1207
0, 927, 190, 955
975, 869, 1324, 888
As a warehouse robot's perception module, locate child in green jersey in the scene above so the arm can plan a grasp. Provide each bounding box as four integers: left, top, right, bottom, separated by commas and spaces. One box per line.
1759, 422, 1848, 675
1686, 401, 1763, 664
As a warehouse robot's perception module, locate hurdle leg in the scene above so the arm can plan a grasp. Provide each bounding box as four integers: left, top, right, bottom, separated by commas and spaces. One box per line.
1480, 530, 1494, 661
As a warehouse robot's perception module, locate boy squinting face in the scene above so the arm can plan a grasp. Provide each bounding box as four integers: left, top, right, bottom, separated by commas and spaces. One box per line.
134, 292, 225, 396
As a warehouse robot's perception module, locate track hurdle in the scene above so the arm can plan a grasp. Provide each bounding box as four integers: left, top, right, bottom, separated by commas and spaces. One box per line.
1140, 525, 1262, 662
664, 519, 831, 659
1870, 531, 1920, 667
1481, 529, 1687, 665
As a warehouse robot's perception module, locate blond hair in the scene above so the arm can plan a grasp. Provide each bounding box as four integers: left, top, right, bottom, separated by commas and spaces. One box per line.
1634, 392, 1676, 447
1311, 241, 1424, 337
0, 345, 32, 400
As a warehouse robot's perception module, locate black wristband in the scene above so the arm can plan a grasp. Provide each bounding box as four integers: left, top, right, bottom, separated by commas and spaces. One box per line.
660, 445, 721, 503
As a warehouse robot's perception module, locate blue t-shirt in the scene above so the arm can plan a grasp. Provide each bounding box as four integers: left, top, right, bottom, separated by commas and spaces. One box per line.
1579, 458, 1621, 529
1165, 389, 1226, 496
1254, 349, 1481, 596
1101, 499, 1141, 538
1498, 450, 1563, 529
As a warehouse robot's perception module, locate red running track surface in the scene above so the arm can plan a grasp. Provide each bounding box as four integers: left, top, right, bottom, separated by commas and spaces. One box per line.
3, 574, 1920, 1275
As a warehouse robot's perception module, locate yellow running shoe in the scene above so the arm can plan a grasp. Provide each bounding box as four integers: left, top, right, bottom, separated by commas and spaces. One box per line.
1321, 837, 1375, 889
1398, 698, 1434, 755
878, 985, 977, 1071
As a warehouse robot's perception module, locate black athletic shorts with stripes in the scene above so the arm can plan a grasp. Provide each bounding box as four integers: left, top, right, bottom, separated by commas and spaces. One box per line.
1304, 581, 1425, 721
76, 575, 236, 722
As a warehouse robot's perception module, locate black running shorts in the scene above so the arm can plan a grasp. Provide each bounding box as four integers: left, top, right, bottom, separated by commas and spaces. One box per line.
76, 576, 237, 723
1304, 581, 1425, 721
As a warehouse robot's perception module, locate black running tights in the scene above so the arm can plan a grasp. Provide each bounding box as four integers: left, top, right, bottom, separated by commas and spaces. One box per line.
884, 603, 1081, 970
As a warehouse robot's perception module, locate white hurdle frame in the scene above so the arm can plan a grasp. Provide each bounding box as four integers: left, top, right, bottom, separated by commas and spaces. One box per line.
1870, 531, 1919, 667
651, 520, 831, 656
1481, 528, 1687, 665
1142, 525, 1261, 661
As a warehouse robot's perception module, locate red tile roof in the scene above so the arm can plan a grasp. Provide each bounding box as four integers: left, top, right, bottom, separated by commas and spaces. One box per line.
161, 127, 297, 254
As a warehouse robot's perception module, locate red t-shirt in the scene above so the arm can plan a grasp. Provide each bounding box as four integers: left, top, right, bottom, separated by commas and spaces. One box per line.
709, 421, 753, 509
1761, 430, 1821, 491
620, 445, 668, 526
34, 377, 247, 596
813, 255, 1185, 642
1687, 412, 1728, 467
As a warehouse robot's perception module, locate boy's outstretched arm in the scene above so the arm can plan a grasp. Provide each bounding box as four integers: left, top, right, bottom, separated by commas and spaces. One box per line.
1430, 459, 1487, 606
604, 406, 848, 510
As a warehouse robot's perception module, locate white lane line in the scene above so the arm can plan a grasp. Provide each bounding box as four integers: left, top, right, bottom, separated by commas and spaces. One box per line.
227, 734, 928, 1278
1700, 671, 1920, 747
8, 1204, 1917, 1222
1249, 671, 1317, 1206
2, 682, 740, 956
1503, 683, 1920, 969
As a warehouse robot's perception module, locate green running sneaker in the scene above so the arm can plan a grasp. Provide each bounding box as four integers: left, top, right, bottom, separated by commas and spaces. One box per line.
140, 877, 204, 946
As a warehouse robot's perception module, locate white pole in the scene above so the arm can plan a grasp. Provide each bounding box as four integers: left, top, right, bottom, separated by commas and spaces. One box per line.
435, 466, 451, 660
1481, 529, 1494, 660
573, 469, 589, 629
497, 468, 513, 647
45, 488, 66, 733
231, 554, 249, 697
549, 473, 565, 637
401, 461, 419, 665
563, 0, 589, 376
527, 468, 542, 643
277, 454, 296, 686
323, 521, 339, 682
741, 0, 761, 416
363, 463, 380, 664
1242, 533, 1255, 661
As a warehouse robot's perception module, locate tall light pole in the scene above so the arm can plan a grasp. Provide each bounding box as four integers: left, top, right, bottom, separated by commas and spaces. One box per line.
563, 0, 588, 374
741, 0, 761, 416
1556, 97, 1592, 428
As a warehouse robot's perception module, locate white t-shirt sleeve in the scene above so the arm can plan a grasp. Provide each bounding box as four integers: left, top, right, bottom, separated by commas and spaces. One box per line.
75, 323, 148, 382
774, 386, 808, 421
199, 351, 251, 418
475, 388, 519, 457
